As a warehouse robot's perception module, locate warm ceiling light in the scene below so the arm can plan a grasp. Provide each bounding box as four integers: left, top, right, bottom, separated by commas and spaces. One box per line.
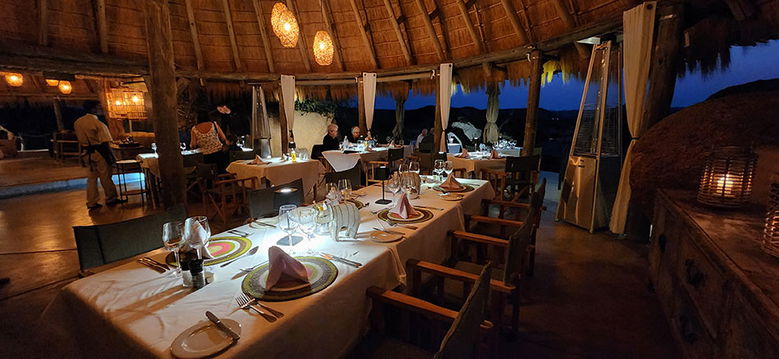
4, 73, 23, 87
271, 2, 299, 48
58, 80, 73, 95
313, 31, 334, 66
45, 79, 59, 86
131, 95, 141, 103
114, 99, 123, 106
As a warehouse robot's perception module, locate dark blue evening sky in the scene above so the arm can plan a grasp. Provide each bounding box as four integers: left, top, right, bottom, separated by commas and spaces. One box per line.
373, 40, 779, 111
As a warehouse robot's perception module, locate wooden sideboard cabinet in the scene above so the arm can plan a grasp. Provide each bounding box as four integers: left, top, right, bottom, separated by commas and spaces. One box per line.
649, 189, 779, 358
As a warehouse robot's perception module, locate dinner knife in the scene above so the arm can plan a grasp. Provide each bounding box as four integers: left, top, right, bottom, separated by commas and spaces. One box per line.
321, 252, 362, 267
372, 227, 405, 236
206, 311, 241, 342
143, 257, 170, 270
136, 259, 166, 273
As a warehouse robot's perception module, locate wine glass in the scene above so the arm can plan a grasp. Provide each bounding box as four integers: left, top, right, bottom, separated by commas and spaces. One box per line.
386, 172, 401, 204
444, 160, 454, 178
184, 216, 210, 260
162, 221, 184, 277
292, 207, 317, 254
398, 161, 409, 173
433, 159, 445, 181
409, 161, 420, 174
278, 204, 298, 253
325, 183, 341, 204
151, 142, 157, 153
338, 179, 352, 199
315, 201, 333, 234
180, 142, 187, 151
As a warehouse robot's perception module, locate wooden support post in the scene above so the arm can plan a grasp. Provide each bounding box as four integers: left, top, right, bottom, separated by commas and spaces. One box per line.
433, 86, 442, 152
522, 49, 542, 155
357, 79, 366, 134
38, 0, 48, 46
279, 95, 289, 153
643, 3, 684, 131
96, 0, 109, 53
144, 0, 185, 207
52, 97, 64, 132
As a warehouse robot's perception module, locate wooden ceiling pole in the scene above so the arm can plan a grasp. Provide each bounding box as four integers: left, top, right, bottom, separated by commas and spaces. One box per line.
454, 0, 484, 53
184, 0, 206, 85
251, 0, 275, 73
95, 0, 109, 53
320, 0, 346, 71
221, 0, 243, 71
550, 0, 589, 58
38, 0, 48, 46
499, 0, 530, 44
381, 0, 414, 65
522, 49, 542, 155
286, 0, 312, 72
644, 3, 684, 131
347, 0, 379, 68
413, 0, 446, 60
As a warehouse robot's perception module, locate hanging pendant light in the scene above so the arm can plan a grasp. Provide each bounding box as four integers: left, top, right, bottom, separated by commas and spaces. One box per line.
45, 79, 59, 86
58, 80, 73, 95
4, 73, 24, 87
271, 2, 299, 48
313, 31, 334, 66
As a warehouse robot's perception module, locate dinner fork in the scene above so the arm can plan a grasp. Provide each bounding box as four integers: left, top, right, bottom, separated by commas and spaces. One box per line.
235, 294, 277, 323
239, 292, 284, 318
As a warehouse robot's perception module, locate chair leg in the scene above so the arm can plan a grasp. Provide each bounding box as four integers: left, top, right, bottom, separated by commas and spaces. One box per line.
527, 245, 536, 276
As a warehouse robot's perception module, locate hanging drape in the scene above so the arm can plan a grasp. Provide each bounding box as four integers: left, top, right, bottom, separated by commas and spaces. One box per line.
362, 72, 377, 131
393, 97, 405, 139
438, 63, 453, 152
483, 83, 500, 143
609, 2, 656, 234
280, 75, 295, 131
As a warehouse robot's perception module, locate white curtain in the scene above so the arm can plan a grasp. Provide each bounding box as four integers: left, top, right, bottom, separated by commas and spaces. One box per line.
280, 74, 295, 131
438, 63, 453, 152
483, 83, 500, 143
609, 2, 656, 234
362, 72, 377, 131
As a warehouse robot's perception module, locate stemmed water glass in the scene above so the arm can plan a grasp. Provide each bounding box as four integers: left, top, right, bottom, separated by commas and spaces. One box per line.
338, 179, 352, 199
433, 159, 445, 182
180, 142, 187, 151
409, 161, 420, 174
386, 172, 401, 204
325, 183, 341, 204
401, 173, 415, 197
162, 221, 184, 277
315, 201, 333, 234
184, 216, 211, 260
398, 161, 409, 173
291, 207, 317, 254
443, 160, 454, 178
278, 204, 298, 254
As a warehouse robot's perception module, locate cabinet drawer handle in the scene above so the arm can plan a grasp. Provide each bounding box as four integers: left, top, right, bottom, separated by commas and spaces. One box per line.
679, 314, 698, 344
684, 259, 705, 288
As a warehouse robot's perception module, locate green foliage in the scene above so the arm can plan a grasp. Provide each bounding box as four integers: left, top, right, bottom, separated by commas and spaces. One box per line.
294, 99, 344, 117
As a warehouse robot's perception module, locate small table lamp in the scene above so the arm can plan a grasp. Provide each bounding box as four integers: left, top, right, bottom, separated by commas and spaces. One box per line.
374, 166, 392, 205
697, 146, 757, 208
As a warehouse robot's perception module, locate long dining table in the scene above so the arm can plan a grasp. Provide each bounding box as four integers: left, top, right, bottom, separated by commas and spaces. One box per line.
41, 178, 494, 358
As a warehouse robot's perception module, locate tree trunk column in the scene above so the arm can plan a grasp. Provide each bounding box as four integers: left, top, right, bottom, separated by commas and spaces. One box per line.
522, 49, 542, 156
643, 3, 684, 131
144, 0, 185, 207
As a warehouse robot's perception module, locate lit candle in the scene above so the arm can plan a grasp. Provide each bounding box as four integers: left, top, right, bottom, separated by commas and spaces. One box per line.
716, 174, 736, 198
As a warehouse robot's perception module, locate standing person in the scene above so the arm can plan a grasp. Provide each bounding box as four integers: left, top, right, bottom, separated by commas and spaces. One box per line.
321, 123, 340, 151
190, 111, 228, 172
74, 101, 124, 210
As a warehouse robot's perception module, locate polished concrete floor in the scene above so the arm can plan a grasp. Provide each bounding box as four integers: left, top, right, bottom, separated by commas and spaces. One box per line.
0, 172, 679, 358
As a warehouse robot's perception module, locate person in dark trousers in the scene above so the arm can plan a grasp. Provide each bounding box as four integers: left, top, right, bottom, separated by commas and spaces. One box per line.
74, 101, 125, 210
190, 111, 228, 172
225, 134, 241, 152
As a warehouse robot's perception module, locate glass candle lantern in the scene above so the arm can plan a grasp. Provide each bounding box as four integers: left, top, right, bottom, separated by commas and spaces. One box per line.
762, 182, 779, 258
697, 146, 757, 208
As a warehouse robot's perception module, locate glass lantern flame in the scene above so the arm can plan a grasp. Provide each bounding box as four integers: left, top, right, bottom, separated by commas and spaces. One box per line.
58, 80, 72, 95
106, 88, 147, 120
45, 79, 59, 86
4, 73, 23, 87
697, 146, 757, 208
763, 181, 779, 258
313, 31, 334, 66
271, 2, 299, 48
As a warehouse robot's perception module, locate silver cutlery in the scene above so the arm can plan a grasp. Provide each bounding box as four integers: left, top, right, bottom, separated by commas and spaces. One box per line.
415, 205, 444, 211
137, 258, 166, 273
239, 261, 267, 274
320, 252, 362, 268
143, 257, 169, 270
206, 311, 241, 342
239, 292, 284, 318
228, 229, 250, 237
220, 246, 259, 267
235, 294, 277, 322
251, 221, 276, 228
372, 227, 405, 236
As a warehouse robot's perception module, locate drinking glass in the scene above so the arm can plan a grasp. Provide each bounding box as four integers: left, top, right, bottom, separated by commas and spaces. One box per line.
338, 179, 352, 199
444, 160, 454, 178
325, 183, 341, 204
386, 172, 401, 203
315, 202, 333, 234
162, 221, 184, 277
409, 161, 420, 174
433, 159, 445, 181
180, 142, 187, 151
184, 216, 210, 260
398, 161, 409, 173
151, 142, 157, 153
292, 207, 317, 254
278, 204, 298, 253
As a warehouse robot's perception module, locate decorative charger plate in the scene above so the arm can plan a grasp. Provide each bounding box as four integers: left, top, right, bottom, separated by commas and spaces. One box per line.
167, 236, 252, 267
242, 256, 338, 301
432, 184, 474, 193
377, 208, 434, 224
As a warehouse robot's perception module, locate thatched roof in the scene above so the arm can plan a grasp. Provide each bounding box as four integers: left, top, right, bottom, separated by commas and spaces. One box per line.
0, 0, 778, 100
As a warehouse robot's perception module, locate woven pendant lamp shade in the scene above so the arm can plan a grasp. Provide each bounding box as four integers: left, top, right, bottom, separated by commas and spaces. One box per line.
4, 73, 23, 87
313, 31, 334, 66
697, 146, 757, 208
58, 80, 72, 95
271, 3, 299, 48
763, 182, 779, 257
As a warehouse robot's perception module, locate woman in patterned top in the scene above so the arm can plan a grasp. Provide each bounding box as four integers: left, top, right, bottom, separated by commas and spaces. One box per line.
190, 111, 228, 171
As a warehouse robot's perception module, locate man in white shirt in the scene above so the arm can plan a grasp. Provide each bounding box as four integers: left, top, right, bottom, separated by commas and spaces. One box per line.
415, 128, 428, 149
74, 101, 124, 209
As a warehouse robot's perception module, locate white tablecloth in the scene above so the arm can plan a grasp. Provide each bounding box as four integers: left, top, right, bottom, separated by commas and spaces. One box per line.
497, 147, 522, 157
226, 159, 323, 201
136, 150, 201, 177
447, 153, 506, 176
40, 179, 494, 359
321, 149, 385, 172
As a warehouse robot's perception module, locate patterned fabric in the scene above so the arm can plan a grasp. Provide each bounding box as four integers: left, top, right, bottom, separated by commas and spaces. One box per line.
193, 122, 222, 155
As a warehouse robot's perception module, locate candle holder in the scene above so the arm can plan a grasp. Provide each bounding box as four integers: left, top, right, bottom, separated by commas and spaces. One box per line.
762, 182, 779, 258
697, 146, 757, 208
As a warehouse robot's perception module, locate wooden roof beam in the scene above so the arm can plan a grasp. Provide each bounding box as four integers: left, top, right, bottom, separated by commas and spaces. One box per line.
454, 0, 484, 53
413, 0, 446, 60
221, 0, 243, 71
95, 0, 109, 53
286, 0, 312, 72
38, 0, 48, 46
500, 0, 530, 45
381, 0, 413, 65
251, 0, 275, 73
320, 0, 346, 71
348, 0, 379, 68
0, 42, 147, 76
551, 0, 589, 58
184, 0, 205, 72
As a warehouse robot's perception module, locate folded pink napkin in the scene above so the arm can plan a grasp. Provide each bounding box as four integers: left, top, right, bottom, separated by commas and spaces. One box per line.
389, 193, 418, 219
440, 173, 465, 191
250, 155, 266, 165
456, 148, 469, 158
183, 221, 214, 259
265, 246, 309, 289
489, 149, 502, 159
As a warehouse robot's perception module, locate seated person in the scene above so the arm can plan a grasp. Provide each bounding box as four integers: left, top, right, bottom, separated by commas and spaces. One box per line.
225, 134, 241, 152
418, 130, 434, 153
346, 126, 363, 143
322, 123, 340, 151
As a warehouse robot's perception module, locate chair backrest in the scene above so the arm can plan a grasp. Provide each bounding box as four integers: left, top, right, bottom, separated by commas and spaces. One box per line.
387, 147, 404, 163
503, 208, 536, 285
229, 150, 255, 163
73, 206, 187, 270
324, 164, 362, 189
258, 138, 272, 158
435, 263, 492, 359
418, 140, 434, 153
182, 152, 204, 168
505, 155, 540, 173
311, 144, 325, 159
273, 178, 305, 208
248, 178, 305, 218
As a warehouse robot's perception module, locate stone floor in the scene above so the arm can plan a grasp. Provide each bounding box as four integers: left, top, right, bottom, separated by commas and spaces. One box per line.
0, 172, 680, 358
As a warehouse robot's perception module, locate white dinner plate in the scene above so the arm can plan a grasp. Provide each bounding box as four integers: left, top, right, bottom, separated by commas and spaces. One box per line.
170, 319, 241, 359
370, 230, 403, 243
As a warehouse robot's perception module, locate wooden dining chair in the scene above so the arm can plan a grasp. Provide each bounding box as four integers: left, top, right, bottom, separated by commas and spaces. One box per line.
73, 206, 187, 273
324, 164, 363, 189
204, 176, 260, 224
365, 161, 389, 185
452, 168, 468, 178
358, 263, 494, 359
479, 155, 540, 200
229, 150, 255, 163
